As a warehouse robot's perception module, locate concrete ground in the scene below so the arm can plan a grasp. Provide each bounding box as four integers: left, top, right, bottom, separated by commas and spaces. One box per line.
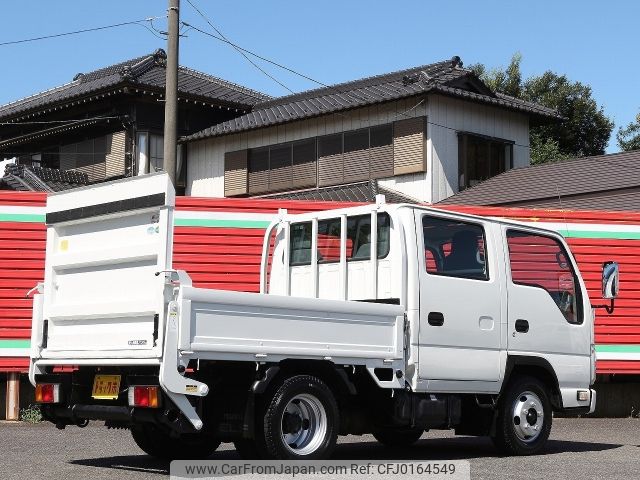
1, 418, 639, 480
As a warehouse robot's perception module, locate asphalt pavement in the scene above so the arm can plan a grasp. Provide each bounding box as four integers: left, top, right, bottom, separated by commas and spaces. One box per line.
1, 418, 639, 480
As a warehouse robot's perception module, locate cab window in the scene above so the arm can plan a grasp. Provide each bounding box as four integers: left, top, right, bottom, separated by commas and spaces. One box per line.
506, 229, 583, 324
422, 216, 489, 281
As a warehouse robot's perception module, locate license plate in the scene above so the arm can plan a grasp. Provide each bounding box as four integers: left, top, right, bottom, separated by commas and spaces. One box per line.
91, 375, 121, 400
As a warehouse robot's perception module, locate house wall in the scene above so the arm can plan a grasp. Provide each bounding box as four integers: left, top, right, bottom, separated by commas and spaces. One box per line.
187, 98, 429, 198
425, 94, 530, 203
187, 94, 530, 203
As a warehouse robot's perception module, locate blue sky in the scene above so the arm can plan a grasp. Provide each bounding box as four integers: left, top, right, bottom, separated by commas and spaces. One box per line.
1, 1, 638, 152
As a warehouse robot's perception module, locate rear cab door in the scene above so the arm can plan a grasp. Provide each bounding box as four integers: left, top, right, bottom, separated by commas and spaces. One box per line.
415, 210, 507, 392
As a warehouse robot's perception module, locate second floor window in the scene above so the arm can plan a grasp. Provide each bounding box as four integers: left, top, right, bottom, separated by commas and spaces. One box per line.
458, 133, 513, 191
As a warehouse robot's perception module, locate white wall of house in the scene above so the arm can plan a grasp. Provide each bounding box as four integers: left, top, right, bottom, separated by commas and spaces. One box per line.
186, 94, 530, 203
426, 94, 530, 202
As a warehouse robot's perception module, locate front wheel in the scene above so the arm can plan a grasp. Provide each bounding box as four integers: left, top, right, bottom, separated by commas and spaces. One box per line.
262, 375, 339, 459
491, 375, 552, 455
131, 424, 221, 460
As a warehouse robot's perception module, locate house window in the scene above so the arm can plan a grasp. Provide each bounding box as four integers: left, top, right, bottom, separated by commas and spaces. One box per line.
458, 133, 513, 191
149, 134, 164, 172
224, 118, 425, 197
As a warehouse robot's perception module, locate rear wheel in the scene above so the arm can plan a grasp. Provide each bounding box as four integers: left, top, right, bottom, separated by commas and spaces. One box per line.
262, 375, 339, 459
373, 426, 424, 447
131, 424, 221, 460
491, 375, 552, 455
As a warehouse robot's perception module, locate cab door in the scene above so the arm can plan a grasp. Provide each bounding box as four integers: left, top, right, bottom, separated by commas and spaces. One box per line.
416, 211, 505, 389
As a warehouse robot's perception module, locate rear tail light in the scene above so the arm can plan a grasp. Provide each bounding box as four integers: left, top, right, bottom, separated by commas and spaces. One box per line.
128, 386, 160, 408
35, 383, 61, 404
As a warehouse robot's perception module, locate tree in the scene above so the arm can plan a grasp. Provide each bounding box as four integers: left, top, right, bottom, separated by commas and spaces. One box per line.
471, 54, 614, 163
617, 112, 640, 151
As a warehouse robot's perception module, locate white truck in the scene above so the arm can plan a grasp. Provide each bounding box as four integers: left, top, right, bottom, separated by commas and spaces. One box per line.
29, 173, 618, 460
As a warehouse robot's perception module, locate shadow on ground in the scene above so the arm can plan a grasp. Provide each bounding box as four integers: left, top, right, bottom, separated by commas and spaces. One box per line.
69, 436, 623, 475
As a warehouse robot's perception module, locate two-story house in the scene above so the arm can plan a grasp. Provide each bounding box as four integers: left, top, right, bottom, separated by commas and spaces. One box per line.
0, 48, 269, 193
181, 56, 560, 203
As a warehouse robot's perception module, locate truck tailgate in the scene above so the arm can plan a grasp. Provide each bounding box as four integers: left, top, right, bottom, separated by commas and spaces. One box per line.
35, 173, 174, 359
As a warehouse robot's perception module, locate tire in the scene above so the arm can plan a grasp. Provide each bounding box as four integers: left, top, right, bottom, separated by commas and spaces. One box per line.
261, 375, 339, 459
491, 375, 553, 455
131, 424, 221, 460
373, 426, 424, 447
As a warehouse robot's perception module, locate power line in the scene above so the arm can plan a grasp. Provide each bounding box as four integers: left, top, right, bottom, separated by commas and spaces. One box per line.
183, 22, 337, 91
183, 0, 294, 94
0, 17, 166, 47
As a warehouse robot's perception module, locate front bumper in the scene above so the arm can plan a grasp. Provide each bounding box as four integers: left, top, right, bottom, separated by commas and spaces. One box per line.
588, 388, 597, 415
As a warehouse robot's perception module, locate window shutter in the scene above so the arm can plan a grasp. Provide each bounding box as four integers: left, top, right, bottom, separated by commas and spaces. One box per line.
343, 128, 370, 183
105, 131, 126, 178
224, 149, 248, 197
292, 139, 317, 189
248, 147, 269, 195
369, 124, 394, 179
393, 117, 425, 175
268, 144, 292, 192
317, 133, 343, 187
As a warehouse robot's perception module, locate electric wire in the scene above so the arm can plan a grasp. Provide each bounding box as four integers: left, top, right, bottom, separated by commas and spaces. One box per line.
0, 17, 166, 47
184, 0, 294, 94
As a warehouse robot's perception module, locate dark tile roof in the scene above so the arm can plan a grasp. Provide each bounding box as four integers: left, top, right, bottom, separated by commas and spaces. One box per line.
0, 49, 270, 121
438, 150, 640, 210
254, 180, 421, 204
1, 164, 88, 192
183, 57, 561, 142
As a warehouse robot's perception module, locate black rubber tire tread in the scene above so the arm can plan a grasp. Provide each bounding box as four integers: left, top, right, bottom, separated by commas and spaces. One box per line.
262, 375, 339, 459
373, 426, 424, 447
131, 425, 221, 460
491, 375, 553, 456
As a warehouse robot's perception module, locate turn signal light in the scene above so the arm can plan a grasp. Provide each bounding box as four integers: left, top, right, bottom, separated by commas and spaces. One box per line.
128, 386, 160, 408
35, 383, 61, 404
577, 390, 590, 402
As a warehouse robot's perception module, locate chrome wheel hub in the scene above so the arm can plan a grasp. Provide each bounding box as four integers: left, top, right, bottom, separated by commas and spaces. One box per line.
281, 393, 327, 455
511, 391, 544, 442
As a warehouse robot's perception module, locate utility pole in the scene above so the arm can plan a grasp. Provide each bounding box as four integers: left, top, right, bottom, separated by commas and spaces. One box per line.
163, 0, 180, 186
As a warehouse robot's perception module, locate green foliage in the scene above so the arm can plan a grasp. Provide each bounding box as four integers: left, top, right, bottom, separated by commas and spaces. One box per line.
473, 54, 614, 163
617, 112, 640, 152
529, 132, 571, 165
20, 404, 43, 423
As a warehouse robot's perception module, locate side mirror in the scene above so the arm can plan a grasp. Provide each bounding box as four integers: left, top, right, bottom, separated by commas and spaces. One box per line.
602, 261, 619, 299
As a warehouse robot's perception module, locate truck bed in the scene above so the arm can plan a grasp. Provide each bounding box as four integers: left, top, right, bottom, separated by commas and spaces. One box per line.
177, 285, 405, 367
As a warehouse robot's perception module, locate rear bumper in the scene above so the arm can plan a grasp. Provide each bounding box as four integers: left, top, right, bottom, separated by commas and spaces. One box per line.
43, 404, 154, 424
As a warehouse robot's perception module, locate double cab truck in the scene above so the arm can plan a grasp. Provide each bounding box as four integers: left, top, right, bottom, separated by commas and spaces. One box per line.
29, 173, 618, 459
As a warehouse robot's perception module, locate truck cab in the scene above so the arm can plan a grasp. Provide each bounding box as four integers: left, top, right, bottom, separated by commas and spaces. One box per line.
29, 174, 616, 460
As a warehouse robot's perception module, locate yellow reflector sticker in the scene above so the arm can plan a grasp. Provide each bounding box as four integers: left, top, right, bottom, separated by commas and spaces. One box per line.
92, 375, 121, 400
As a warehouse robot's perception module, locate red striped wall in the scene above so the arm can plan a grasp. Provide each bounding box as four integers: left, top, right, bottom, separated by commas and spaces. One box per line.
1, 193, 639, 374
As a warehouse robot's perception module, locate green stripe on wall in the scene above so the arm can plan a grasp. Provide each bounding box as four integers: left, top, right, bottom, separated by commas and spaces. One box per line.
595, 344, 640, 353
0, 339, 31, 349
0, 213, 45, 223
561, 230, 640, 240
174, 218, 271, 229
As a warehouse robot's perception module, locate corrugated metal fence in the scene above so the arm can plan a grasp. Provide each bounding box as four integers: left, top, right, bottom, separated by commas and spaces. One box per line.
1, 193, 639, 374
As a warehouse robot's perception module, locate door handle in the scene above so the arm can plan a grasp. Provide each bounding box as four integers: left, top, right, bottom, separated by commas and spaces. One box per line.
428, 312, 445, 326
515, 319, 529, 333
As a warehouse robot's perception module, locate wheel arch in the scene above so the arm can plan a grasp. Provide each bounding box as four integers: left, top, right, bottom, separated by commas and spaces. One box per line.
502, 356, 563, 410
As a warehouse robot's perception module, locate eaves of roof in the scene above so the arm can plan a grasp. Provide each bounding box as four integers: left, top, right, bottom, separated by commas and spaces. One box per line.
181, 58, 561, 143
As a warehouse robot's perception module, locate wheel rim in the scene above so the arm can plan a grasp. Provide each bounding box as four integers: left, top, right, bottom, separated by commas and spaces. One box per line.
280, 393, 327, 456
511, 390, 545, 443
